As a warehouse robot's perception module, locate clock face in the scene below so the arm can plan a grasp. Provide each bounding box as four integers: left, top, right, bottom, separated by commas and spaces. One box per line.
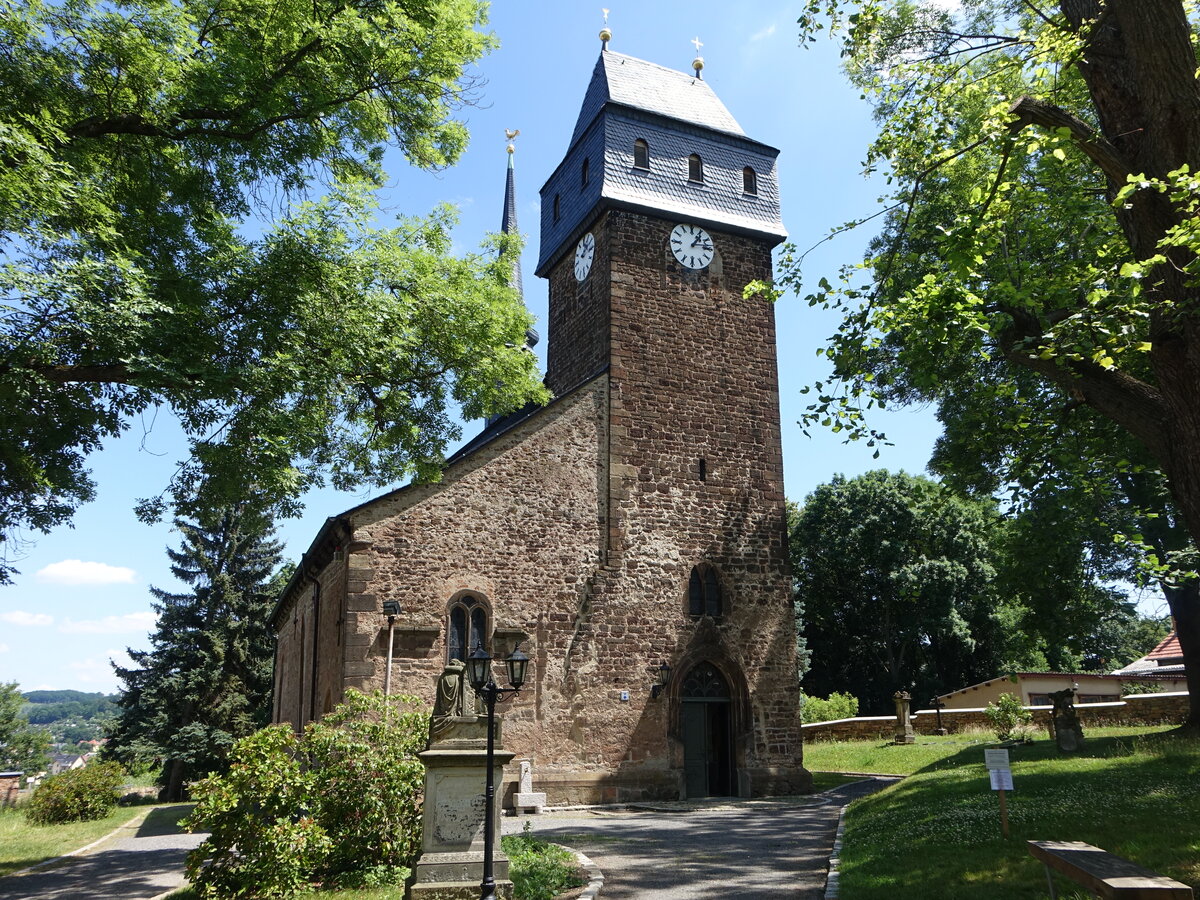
574, 232, 595, 281
670, 223, 714, 269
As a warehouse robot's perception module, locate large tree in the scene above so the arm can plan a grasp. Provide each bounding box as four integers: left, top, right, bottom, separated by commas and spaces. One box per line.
791, 470, 1013, 713
0, 682, 50, 778
106, 508, 286, 800
0, 0, 547, 581
783, 0, 1200, 727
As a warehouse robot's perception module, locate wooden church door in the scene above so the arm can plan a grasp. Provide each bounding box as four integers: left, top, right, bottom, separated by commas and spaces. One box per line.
681, 662, 734, 798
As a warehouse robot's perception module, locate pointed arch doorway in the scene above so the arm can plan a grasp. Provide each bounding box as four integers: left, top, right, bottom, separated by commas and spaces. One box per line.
680, 662, 734, 798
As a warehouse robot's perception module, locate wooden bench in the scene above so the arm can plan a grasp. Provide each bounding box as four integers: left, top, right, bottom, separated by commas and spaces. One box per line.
1028, 841, 1194, 899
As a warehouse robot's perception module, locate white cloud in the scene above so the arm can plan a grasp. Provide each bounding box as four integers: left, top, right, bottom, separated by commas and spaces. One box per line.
0, 643, 9, 653
36, 559, 136, 586
70, 650, 132, 686
750, 23, 777, 41
60, 611, 157, 635
0, 610, 54, 627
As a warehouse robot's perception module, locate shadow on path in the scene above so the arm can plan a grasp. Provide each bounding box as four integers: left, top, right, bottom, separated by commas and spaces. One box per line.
508, 778, 896, 900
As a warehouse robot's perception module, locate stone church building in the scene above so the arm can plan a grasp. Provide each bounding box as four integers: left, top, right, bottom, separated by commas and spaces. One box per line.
271, 45, 811, 804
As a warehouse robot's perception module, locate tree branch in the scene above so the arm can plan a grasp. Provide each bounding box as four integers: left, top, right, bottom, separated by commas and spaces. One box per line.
1009, 95, 1133, 183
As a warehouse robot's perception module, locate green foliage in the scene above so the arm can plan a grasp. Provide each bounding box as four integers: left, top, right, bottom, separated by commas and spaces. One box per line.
106, 507, 286, 800
503, 822, 586, 900
186, 726, 329, 899
801, 691, 860, 723
0, 682, 50, 778
0, 0, 548, 581
25, 761, 125, 825
792, 470, 1008, 713
21, 691, 118, 724
184, 690, 429, 899
984, 693, 1033, 742
784, 0, 1200, 725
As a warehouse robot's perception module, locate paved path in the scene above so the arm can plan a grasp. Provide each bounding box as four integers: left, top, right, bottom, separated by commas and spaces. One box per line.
0, 805, 204, 900
503, 778, 896, 900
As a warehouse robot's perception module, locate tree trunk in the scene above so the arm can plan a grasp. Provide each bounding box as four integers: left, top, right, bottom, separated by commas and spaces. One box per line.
162, 758, 186, 803
1057, 0, 1200, 732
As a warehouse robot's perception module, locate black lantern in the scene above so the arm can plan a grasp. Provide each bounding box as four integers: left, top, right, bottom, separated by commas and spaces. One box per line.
467, 643, 492, 693
505, 644, 529, 690
382, 599, 401, 618
650, 661, 671, 699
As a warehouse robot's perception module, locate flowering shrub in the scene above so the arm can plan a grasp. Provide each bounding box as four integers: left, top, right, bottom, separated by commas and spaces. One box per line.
184, 690, 428, 899
25, 761, 125, 825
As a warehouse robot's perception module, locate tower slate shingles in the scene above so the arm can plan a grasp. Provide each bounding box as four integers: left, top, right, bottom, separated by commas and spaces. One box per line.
538, 51, 786, 276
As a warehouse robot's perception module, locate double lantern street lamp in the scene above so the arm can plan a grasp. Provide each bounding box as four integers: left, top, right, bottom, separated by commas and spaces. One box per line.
465, 642, 530, 900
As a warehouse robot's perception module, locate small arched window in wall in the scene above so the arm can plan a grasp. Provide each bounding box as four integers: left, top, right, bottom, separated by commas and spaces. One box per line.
582, 157, 590, 187
743, 166, 758, 196
688, 564, 722, 617
688, 153, 704, 184
633, 139, 650, 170
553, 194, 561, 223
447, 594, 490, 661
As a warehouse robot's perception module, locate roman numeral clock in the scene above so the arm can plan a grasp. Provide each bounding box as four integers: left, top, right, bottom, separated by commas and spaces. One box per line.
670, 222, 715, 271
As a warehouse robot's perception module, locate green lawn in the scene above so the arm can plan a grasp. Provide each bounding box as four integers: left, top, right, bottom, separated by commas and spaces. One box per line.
806, 727, 1199, 899
0, 803, 150, 877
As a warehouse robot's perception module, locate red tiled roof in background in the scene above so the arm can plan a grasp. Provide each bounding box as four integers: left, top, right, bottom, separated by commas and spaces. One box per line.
1147, 632, 1182, 661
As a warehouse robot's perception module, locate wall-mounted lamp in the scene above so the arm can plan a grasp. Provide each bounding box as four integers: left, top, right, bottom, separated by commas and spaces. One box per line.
650, 661, 671, 699
382, 600, 401, 619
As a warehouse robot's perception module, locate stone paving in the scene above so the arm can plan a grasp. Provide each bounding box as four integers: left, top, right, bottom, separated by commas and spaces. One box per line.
503, 778, 897, 900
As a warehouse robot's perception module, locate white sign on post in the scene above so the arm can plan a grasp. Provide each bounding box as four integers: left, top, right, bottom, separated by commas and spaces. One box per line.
984, 749, 1010, 770
989, 768, 1014, 791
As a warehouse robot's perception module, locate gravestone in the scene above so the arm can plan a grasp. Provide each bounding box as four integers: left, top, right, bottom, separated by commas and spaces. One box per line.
514, 758, 547, 814
893, 691, 915, 744
406, 663, 514, 900
1048, 688, 1085, 753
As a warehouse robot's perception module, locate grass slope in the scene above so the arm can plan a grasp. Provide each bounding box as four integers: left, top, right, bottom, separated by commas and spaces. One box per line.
807, 727, 1198, 899
0, 804, 147, 877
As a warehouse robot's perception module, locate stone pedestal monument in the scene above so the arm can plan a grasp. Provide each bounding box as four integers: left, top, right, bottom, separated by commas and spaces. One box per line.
893, 691, 915, 745
406, 661, 514, 900
1048, 688, 1085, 753
514, 758, 547, 814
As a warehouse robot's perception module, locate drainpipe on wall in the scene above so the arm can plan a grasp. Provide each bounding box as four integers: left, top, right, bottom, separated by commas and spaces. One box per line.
307, 570, 321, 723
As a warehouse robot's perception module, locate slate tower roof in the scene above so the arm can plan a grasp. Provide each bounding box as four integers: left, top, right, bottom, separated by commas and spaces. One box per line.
501, 147, 523, 299
536, 50, 786, 276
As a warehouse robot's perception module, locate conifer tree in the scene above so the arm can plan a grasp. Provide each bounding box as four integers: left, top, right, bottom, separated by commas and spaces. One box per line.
108, 508, 287, 800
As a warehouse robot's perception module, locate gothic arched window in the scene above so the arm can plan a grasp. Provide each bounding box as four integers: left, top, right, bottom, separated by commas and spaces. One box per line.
688, 564, 722, 617
447, 594, 490, 661
582, 157, 590, 187
633, 139, 650, 170
553, 194, 561, 223
743, 166, 758, 195
688, 153, 704, 184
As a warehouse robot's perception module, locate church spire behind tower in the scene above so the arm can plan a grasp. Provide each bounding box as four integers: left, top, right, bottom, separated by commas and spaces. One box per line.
501, 131, 523, 301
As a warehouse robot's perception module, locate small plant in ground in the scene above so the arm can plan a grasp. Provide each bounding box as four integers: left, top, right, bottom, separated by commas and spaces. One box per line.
801, 691, 860, 723
25, 761, 125, 825
984, 692, 1033, 742
503, 822, 586, 900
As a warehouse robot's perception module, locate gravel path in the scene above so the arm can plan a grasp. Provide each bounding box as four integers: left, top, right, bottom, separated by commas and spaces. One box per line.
0, 805, 204, 900
503, 778, 896, 900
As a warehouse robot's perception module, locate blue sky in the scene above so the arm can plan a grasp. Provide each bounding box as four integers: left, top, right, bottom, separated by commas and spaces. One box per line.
1, 1, 955, 694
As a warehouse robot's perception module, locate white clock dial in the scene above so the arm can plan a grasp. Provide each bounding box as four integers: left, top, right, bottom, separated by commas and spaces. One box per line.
574, 232, 595, 281
670, 223, 714, 270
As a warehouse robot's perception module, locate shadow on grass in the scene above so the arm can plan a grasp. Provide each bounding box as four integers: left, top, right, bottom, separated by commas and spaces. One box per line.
836, 731, 1200, 900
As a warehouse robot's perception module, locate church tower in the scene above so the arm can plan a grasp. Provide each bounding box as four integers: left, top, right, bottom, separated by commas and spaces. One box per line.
532, 46, 807, 799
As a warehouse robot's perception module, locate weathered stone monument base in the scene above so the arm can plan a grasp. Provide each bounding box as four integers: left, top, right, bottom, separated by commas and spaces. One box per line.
407, 725, 515, 900
893, 691, 915, 744
513, 758, 547, 815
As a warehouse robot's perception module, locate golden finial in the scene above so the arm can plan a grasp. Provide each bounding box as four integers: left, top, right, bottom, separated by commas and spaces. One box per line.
691, 36, 704, 79
600, 8, 612, 49
505, 128, 520, 154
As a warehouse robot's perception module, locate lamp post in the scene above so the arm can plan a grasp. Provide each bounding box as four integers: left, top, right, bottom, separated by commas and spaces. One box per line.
382, 600, 401, 696
466, 642, 529, 900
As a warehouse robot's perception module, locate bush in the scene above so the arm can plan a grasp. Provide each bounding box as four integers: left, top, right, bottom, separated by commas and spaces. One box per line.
184, 690, 428, 899
25, 761, 125, 825
801, 691, 860, 723
984, 692, 1033, 741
